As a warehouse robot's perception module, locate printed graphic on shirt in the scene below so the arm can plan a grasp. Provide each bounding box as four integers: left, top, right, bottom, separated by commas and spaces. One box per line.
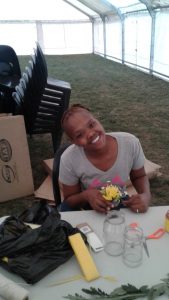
83, 175, 125, 190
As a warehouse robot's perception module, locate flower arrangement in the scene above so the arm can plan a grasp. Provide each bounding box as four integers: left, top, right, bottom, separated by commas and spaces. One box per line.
100, 183, 128, 208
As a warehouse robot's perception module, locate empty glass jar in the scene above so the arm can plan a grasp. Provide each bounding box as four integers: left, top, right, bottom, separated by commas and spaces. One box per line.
103, 210, 125, 256
122, 225, 143, 267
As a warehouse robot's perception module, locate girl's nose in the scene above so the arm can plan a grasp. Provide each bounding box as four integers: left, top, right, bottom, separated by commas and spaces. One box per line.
87, 129, 95, 141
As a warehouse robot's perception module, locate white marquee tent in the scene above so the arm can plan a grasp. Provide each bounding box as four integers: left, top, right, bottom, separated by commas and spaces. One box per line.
1, 0, 169, 80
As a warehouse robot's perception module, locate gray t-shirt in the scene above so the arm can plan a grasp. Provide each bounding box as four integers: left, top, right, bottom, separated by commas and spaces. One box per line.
59, 132, 145, 190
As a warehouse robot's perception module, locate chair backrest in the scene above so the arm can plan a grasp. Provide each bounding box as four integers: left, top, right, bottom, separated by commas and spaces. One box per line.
0, 45, 21, 113
34, 42, 48, 81
52, 143, 71, 206
0, 62, 12, 76
0, 45, 21, 77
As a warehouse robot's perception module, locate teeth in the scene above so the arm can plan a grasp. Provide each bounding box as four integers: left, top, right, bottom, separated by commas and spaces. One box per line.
92, 136, 99, 144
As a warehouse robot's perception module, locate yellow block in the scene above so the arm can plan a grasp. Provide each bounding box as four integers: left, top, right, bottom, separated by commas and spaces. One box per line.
165, 218, 169, 232
68, 233, 100, 281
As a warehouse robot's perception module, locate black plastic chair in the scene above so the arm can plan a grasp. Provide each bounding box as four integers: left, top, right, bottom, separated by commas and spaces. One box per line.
12, 44, 71, 152
0, 45, 21, 77
0, 45, 21, 113
33, 42, 67, 93
52, 143, 71, 206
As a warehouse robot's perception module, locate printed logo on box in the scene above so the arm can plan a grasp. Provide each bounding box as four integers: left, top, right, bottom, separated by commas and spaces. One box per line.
1, 165, 15, 183
0, 139, 12, 162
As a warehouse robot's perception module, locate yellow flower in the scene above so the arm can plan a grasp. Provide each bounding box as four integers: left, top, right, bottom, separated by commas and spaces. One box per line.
101, 185, 121, 201
2, 256, 8, 263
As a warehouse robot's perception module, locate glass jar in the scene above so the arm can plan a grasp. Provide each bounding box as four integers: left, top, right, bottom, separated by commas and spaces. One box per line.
103, 210, 125, 256
122, 225, 143, 268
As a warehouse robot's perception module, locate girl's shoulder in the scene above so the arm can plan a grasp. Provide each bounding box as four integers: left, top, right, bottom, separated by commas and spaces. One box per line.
61, 144, 83, 161
107, 132, 138, 141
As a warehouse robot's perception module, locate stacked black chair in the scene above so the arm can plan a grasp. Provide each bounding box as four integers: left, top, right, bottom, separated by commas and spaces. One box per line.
0, 45, 21, 113
52, 143, 71, 206
13, 43, 71, 152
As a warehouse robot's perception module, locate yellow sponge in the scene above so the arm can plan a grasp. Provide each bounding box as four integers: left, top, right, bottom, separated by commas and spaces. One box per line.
68, 233, 100, 281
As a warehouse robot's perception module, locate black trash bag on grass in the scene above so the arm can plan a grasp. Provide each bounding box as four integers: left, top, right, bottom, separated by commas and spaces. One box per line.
0, 209, 82, 284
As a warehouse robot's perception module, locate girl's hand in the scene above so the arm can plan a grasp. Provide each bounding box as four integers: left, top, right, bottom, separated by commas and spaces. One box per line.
123, 193, 149, 213
84, 189, 113, 214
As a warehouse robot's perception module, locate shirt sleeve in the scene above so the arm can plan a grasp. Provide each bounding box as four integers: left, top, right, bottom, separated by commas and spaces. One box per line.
132, 136, 145, 170
59, 148, 79, 186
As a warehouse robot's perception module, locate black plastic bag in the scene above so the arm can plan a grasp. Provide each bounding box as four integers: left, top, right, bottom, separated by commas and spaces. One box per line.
18, 199, 59, 224
0, 208, 83, 284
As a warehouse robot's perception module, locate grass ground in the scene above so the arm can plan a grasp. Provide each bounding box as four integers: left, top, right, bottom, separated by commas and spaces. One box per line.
0, 54, 169, 216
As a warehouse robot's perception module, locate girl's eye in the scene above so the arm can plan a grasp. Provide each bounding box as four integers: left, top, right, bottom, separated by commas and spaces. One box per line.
76, 133, 82, 139
89, 121, 95, 128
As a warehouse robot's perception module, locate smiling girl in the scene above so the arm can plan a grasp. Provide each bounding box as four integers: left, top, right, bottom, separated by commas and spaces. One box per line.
59, 104, 151, 214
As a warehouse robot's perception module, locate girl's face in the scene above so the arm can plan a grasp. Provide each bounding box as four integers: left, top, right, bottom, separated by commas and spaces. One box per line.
64, 110, 106, 151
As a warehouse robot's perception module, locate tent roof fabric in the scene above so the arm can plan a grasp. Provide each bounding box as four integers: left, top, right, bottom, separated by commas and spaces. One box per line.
66, 0, 169, 19
1, 0, 169, 21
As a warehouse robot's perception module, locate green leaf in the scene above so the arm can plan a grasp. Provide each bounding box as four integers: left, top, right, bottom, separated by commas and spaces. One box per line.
110, 287, 126, 296
148, 283, 166, 300
164, 285, 169, 296
140, 285, 149, 293
161, 275, 169, 284
64, 273, 169, 300
82, 287, 108, 296
64, 293, 87, 300
122, 284, 139, 293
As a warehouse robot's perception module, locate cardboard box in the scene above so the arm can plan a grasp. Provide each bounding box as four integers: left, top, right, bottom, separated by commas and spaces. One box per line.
0, 115, 34, 202
42, 158, 53, 177
43, 157, 162, 184
34, 175, 55, 203
34, 175, 64, 205
41, 157, 161, 205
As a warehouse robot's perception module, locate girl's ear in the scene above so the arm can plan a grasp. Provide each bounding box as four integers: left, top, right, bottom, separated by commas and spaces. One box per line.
65, 134, 73, 143
69, 135, 77, 145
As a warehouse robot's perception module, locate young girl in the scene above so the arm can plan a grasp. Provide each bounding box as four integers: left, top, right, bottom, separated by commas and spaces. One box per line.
59, 104, 151, 214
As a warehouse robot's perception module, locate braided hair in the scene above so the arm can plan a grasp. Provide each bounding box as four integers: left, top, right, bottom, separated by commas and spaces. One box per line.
61, 104, 90, 129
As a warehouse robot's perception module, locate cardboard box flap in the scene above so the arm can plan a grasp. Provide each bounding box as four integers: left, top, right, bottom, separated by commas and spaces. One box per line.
34, 176, 55, 203
40, 157, 162, 205
43, 157, 162, 183
42, 158, 53, 177
126, 158, 161, 187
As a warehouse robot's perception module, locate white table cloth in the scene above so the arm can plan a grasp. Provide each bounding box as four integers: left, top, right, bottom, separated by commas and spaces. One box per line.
0, 206, 169, 300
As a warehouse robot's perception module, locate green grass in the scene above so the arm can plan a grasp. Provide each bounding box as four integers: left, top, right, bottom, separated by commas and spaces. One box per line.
0, 54, 169, 216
